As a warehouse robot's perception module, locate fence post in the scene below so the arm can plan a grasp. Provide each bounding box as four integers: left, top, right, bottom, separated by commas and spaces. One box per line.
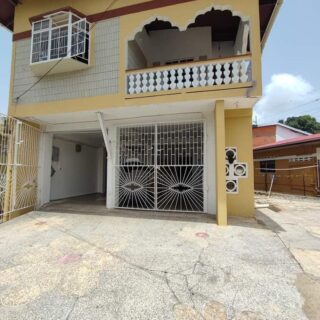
268, 174, 275, 198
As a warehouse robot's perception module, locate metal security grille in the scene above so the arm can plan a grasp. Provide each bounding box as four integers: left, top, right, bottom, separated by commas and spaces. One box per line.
115, 121, 204, 212
0, 115, 40, 223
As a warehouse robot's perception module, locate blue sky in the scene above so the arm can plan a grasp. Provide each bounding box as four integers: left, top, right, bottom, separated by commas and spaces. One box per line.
0, 0, 319, 123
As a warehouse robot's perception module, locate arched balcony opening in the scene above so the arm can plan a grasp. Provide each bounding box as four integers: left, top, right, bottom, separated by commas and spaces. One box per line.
126, 9, 252, 95
127, 9, 250, 70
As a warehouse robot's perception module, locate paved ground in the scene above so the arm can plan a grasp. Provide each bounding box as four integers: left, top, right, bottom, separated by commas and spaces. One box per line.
0, 195, 319, 319
256, 193, 320, 320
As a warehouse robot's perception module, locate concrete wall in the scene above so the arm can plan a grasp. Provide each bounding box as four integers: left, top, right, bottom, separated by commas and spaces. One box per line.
253, 126, 276, 147
13, 18, 119, 105
211, 41, 234, 59
50, 138, 102, 200
135, 27, 212, 67
253, 125, 307, 148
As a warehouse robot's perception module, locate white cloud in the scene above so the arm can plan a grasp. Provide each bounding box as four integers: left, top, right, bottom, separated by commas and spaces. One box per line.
254, 74, 316, 124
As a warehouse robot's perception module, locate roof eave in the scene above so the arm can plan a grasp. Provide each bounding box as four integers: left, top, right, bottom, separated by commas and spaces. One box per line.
261, 0, 283, 50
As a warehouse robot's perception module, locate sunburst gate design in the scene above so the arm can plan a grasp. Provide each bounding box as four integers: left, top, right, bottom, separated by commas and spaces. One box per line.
225, 147, 248, 194
0, 165, 7, 221
115, 122, 204, 212
158, 166, 203, 211
116, 166, 154, 209
15, 167, 38, 210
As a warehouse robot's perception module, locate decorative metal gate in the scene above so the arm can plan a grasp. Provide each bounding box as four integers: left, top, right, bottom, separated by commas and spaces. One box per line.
0, 115, 40, 223
115, 121, 204, 212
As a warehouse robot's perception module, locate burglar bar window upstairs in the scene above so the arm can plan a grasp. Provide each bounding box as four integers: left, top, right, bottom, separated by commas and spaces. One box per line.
31, 11, 90, 65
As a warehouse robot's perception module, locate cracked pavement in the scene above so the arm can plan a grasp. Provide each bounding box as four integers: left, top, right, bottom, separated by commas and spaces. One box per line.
0, 201, 318, 320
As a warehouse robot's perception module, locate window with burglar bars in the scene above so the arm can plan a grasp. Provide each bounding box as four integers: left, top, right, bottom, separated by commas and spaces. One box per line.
31, 11, 90, 65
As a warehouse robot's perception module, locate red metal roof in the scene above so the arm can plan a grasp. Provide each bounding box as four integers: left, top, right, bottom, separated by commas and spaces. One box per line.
254, 133, 320, 151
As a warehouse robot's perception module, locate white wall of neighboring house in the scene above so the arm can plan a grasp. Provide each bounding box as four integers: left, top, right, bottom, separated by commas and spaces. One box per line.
276, 125, 308, 141
50, 138, 103, 200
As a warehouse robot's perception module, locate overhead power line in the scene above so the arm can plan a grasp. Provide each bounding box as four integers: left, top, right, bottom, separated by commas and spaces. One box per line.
256, 96, 320, 124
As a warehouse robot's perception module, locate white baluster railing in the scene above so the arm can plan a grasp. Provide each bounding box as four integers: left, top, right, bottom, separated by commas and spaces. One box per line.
126, 56, 252, 95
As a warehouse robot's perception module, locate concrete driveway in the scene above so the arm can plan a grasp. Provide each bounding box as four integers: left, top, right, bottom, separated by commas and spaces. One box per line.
0, 201, 318, 320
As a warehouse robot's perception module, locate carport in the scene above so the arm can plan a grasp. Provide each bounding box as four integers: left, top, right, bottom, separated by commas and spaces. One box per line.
50, 132, 107, 202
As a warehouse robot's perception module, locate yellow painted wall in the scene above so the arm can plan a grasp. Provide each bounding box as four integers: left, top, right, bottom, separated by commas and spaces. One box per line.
225, 108, 255, 217
13, 0, 144, 33
215, 101, 227, 225
9, 0, 262, 118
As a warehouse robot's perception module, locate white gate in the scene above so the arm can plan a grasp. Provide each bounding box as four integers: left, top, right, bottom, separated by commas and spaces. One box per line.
0, 115, 40, 223
114, 121, 204, 212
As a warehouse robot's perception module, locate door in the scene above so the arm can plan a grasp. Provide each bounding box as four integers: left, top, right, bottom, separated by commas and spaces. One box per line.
115, 121, 204, 212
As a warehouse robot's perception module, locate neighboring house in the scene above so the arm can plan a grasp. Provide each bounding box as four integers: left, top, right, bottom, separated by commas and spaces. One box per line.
253, 123, 310, 148
0, 0, 281, 225
254, 134, 320, 197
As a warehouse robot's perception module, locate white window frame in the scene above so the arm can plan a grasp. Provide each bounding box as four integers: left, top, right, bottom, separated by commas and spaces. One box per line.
30, 11, 90, 65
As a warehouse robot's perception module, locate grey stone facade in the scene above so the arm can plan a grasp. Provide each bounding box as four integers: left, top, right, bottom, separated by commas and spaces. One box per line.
13, 18, 119, 105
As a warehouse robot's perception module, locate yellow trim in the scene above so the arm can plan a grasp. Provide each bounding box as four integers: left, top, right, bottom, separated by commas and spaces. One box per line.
10, 87, 255, 118
215, 100, 227, 226
125, 83, 254, 100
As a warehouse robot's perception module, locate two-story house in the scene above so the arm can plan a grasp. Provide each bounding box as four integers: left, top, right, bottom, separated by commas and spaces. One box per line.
0, 0, 281, 225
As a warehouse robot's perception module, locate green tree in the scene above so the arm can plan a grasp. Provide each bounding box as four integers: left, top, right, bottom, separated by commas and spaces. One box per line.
278, 115, 320, 134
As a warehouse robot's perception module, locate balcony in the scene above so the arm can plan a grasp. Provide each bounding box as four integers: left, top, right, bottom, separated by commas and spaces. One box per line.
125, 7, 252, 97
126, 54, 252, 96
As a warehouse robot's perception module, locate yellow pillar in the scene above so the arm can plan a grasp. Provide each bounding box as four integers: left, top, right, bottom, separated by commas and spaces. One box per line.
215, 100, 227, 226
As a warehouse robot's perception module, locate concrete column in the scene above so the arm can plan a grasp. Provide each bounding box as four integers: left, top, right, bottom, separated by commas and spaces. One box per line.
215, 100, 227, 226
106, 126, 115, 209
37, 133, 53, 207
